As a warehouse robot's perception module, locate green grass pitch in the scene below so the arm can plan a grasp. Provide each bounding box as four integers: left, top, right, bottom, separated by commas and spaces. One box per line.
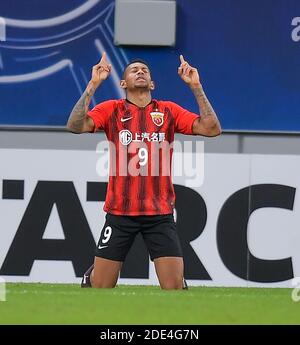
0, 283, 299, 325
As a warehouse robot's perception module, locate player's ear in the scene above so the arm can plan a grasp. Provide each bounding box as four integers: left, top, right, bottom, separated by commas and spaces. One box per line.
120, 80, 127, 89
150, 81, 155, 90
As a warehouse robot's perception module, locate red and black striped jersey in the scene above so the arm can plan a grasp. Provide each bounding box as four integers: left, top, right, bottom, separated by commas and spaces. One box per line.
87, 99, 199, 215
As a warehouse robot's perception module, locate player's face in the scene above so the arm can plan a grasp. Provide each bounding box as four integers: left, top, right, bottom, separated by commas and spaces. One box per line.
122, 63, 153, 90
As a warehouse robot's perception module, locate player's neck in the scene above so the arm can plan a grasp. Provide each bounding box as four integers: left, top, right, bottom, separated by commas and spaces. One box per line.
126, 90, 152, 108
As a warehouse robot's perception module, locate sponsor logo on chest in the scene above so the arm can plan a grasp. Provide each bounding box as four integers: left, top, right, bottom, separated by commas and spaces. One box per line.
119, 130, 166, 145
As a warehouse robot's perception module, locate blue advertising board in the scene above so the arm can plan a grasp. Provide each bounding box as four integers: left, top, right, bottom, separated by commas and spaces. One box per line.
0, 0, 300, 131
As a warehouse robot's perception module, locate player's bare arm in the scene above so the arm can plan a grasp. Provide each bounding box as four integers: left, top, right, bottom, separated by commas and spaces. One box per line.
178, 55, 222, 137
66, 52, 112, 133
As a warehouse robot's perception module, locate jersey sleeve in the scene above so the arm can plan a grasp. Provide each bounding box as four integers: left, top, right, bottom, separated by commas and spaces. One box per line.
168, 101, 199, 135
87, 100, 115, 131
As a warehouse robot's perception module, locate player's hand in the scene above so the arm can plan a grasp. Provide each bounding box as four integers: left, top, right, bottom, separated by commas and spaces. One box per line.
90, 52, 112, 87
178, 55, 201, 88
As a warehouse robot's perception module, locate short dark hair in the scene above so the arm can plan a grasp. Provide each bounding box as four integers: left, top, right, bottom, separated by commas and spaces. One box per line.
122, 59, 151, 79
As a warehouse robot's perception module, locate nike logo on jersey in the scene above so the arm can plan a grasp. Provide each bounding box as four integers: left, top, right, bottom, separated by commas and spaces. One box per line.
98, 245, 108, 250
121, 117, 133, 122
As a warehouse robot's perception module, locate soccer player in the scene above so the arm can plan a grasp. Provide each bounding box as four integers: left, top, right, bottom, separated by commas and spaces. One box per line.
67, 52, 221, 289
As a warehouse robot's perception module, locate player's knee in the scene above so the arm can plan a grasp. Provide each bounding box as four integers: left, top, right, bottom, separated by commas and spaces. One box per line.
160, 278, 184, 290
91, 275, 117, 288
90, 267, 119, 288
92, 280, 117, 288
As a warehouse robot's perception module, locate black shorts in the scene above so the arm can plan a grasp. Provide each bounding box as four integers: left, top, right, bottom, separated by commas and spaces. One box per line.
95, 213, 183, 262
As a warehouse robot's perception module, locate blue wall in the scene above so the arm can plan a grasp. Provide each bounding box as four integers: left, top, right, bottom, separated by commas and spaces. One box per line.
0, 0, 300, 131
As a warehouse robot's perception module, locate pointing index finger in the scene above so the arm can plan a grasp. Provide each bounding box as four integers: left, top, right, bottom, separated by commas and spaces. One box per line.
180, 54, 185, 64
100, 51, 107, 63
96, 52, 107, 66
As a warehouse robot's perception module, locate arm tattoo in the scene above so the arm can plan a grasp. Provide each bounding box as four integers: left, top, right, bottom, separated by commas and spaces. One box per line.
192, 86, 215, 118
191, 85, 221, 134
67, 83, 96, 132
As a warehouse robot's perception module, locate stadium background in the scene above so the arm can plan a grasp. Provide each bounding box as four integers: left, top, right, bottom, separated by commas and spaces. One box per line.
0, 0, 300, 318
0, 0, 300, 131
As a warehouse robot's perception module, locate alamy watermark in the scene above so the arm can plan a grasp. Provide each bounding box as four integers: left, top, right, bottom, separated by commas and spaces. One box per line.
0, 17, 6, 42
95, 139, 204, 188
0, 277, 6, 301
291, 277, 300, 302
291, 17, 300, 42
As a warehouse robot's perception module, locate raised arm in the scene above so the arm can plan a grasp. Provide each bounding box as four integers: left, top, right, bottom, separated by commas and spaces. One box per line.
66, 52, 112, 133
178, 55, 221, 137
